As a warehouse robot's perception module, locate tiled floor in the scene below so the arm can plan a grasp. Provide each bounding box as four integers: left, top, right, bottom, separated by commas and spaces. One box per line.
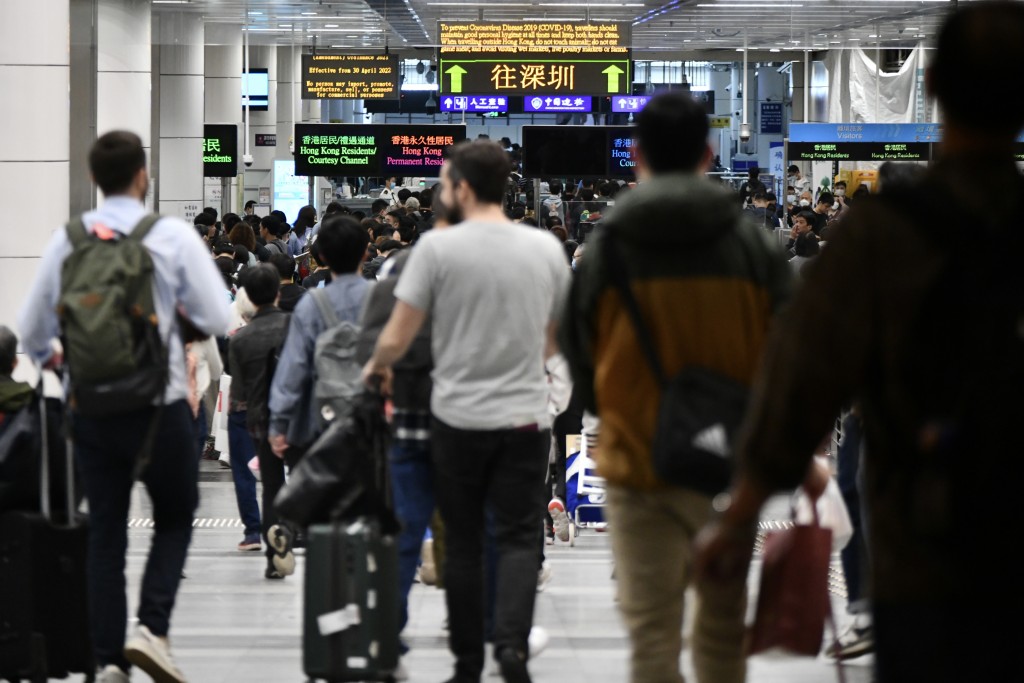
63, 467, 874, 682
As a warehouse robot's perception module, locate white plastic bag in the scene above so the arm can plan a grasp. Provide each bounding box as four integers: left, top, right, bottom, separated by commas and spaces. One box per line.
213, 374, 231, 463
794, 461, 853, 552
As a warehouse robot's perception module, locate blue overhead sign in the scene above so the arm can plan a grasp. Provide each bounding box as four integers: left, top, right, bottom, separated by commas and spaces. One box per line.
789, 123, 942, 143
760, 102, 783, 134
523, 95, 592, 113
611, 96, 651, 113
439, 95, 509, 113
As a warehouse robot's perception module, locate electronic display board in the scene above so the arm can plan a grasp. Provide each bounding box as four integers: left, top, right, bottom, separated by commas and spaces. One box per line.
439, 22, 631, 96
301, 54, 399, 100
294, 124, 465, 177
522, 126, 636, 179
203, 124, 238, 178
242, 69, 269, 111
787, 142, 932, 162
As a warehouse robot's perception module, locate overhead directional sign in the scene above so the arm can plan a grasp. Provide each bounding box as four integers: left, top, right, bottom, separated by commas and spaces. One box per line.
203, 124, 237, 178
301, 54, 399, 100
439, 95, 509, 113
293, 124, 466, 177
523, 96, 592, 113
439, 22, 632, 96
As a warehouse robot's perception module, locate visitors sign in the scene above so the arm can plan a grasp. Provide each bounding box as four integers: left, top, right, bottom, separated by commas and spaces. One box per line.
293, 124, 466, 177
203, 124, 237, 177
301, 54, 399, 100
439, 22, 631, 96
788, 123, 940, 162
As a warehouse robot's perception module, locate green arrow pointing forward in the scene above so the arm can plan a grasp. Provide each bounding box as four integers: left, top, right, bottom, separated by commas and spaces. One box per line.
602, 65, 624, 94
445, 65, 468, 94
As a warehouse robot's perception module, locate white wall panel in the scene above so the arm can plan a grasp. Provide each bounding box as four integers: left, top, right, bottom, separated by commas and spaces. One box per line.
0, 161, 70, 257
158, 137, 203, 201
0, 67, 70, 161
159, 74, 204, 138
96, 0, 151, 74
0, 0, 69, 66
97, 71, 152, 147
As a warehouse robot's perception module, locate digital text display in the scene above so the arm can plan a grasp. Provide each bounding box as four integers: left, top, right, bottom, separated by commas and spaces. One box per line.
607, 133, 637, 176
203, 124, 237, 178
439, 22, 631, 96
301, 54, 399, 100
293, 124, 466, 177
788, 141, 931, 162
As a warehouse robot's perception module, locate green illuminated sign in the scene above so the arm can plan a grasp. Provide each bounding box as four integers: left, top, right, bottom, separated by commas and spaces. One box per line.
203, 124, 238, 177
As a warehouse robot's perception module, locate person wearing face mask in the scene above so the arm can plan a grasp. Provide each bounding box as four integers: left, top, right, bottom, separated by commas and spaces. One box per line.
787, 164, 812, 195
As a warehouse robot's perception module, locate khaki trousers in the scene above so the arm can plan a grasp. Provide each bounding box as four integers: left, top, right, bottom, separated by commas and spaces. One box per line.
606, 485, 748, 683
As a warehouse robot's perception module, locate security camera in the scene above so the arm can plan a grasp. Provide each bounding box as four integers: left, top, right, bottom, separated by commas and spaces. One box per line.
739, 123, 752, 143
243, 153, 254, 168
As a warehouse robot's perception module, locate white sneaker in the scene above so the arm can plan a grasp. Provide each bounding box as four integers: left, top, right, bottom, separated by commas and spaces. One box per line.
267, 524, 295, 577
124, 625, 187, 683
536, 561, 553, 593
548, 498, 571, 543
96, 664, 130, 683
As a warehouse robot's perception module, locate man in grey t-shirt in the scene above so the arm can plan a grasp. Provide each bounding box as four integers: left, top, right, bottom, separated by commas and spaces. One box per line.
363, 140, 569, 683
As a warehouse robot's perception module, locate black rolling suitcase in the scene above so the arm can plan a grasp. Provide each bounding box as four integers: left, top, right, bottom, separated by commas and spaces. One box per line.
0, 376, 94, 682
298, 389, 401, 683
303, 518, 400, 682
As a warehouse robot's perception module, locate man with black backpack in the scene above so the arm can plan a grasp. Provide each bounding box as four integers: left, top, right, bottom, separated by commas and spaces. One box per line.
17, 130, 231, 683
695, 4, 1024, 682
558, 93, 791, 683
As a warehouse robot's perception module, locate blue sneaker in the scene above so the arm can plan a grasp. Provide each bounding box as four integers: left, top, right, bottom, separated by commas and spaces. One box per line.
238, 534, 261, 551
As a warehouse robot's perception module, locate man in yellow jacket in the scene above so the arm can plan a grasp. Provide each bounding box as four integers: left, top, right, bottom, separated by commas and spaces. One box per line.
559, 92, 791, 683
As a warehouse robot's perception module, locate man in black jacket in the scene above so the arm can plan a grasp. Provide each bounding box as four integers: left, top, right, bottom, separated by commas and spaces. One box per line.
227, 265, 295, 579
696, 4, 1024, 682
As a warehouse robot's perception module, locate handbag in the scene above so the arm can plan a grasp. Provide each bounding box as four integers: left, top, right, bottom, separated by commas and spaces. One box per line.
748, 502, 844, 680
604, 235, 748, 495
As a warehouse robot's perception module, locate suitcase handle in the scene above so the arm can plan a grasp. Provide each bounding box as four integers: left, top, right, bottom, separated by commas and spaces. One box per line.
36, 363, 75, 526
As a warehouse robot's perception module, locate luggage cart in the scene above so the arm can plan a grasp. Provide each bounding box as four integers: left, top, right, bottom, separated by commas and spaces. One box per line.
564, 434, 607, 546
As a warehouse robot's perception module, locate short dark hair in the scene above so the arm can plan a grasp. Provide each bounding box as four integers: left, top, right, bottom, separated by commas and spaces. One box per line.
397, 188, 412, 204
203, 207, 218, 220
212, 238, 235, 256
244, 200, 257, 210
548, 180, 563, 196
268, 252, 295, 280
511, 206, 526, 220
324, 201, 346, 216
259, 215, 280, 233
243, 264, 281, 307
444, 140, 511, 205
752, 192, 767, 202
0, 325, 17, 375
817, 191, 834, 206
317, 215, 368, 274
787, 165, 800, 174
193, 212, 215, 227
89, 131, 146, 196
378, 239, 403, 253
270, 210, 287, 223
635, 92, 709, 174
795, 210, 816, 225
931, 1, 1024, 135
371, 199, 389, 215
419, 188, 433, 208
794, 233, 821, 258
223, 213, 241, 230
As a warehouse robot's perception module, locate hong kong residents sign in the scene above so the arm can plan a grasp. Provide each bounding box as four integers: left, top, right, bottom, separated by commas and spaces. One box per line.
203, 124, 238, 177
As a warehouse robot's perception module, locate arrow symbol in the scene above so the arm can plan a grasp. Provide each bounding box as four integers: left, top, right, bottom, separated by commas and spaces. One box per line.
603, 64, 624, 94
445, 65, 467, 94
443, 98, 452, 108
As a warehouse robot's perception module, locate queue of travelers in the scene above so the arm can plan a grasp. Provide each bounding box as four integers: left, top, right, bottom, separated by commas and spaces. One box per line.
3, 3, 1022, 683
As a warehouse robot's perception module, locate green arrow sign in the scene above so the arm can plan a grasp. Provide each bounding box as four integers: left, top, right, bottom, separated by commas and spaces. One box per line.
445, 65, 467, 94
602, 65, 624, 94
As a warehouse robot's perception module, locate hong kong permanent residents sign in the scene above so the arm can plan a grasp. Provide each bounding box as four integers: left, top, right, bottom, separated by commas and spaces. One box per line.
293, 124, 467, 177
439, 22, 632, 96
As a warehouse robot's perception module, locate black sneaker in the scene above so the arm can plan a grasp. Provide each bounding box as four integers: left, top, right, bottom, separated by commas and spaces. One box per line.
497, 647, 532, 683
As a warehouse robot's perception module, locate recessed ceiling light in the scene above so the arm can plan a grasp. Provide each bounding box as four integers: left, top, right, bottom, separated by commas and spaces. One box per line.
279, 24, 291, 28
770, 48, 780, 53
325, 24, 338, 28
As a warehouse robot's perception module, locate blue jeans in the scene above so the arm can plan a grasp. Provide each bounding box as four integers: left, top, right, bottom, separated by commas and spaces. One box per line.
390, 440, 436, 635
228, 411, 261, 537
73, 401, 198, 671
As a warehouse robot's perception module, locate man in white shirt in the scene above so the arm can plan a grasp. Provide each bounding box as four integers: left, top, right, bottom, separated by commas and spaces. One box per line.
788, 164, 813, 195
363, 140, 570, 683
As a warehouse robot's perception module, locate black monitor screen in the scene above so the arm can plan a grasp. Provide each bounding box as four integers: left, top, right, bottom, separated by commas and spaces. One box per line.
522, 127, 609, 179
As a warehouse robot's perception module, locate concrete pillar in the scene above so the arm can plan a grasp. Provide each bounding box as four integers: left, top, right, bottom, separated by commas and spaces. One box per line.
156, 12, 204, 221
97, 0, 151, 208
205, 23, 242, 213
709, 67, 733, 165
0, 0, 71, 331
276, 45, 299, 159
248, 44, 277, 173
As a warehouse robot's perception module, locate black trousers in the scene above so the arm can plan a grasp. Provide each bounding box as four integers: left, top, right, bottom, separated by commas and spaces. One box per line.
431, 417, 549, 681
256, 435, 287, 562
74, 401, 198, 671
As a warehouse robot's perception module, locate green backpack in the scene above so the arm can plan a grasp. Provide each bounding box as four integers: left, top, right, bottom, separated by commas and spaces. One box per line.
58, 214, 167, 417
